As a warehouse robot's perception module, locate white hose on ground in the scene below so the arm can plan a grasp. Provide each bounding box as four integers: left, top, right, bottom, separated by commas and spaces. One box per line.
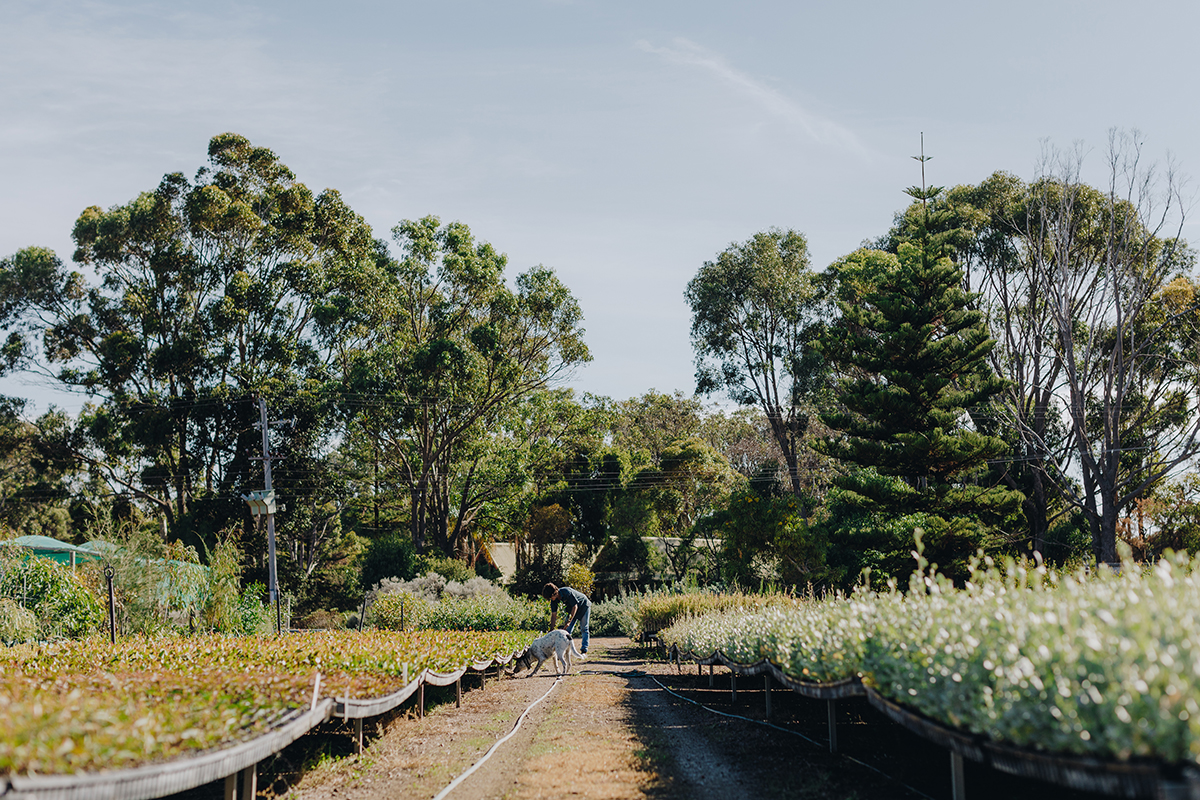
431, 674, 563, 800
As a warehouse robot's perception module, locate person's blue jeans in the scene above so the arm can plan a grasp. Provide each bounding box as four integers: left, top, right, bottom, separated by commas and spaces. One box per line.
565, 601, 590, 653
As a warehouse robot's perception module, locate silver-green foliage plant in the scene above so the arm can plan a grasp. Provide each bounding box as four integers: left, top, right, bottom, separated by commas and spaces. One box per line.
590, 593, 643, 637
866, 552, 1200, 762
370, 575, 545, 631
660, 549, 1200, 764
661, 593, 886, 683
83, 522, 209, 636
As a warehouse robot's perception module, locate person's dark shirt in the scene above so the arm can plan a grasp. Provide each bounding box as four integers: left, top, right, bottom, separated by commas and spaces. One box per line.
550, 586, 589, 617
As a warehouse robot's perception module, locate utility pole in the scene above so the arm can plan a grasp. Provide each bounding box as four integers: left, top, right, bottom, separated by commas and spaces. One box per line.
243, 397, 284, 635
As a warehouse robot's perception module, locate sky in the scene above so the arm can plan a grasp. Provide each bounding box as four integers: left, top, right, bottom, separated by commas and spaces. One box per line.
3, 0, 1200, 415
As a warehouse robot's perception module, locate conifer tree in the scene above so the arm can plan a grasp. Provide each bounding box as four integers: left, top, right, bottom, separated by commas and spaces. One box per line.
817, 144, 1021, 576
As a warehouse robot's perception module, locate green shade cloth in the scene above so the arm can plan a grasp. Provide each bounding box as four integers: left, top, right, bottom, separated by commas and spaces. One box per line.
0, 535, 101, 565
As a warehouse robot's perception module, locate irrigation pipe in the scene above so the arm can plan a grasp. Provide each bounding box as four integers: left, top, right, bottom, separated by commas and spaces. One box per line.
431, 674, 563, 800
646, 674, 936, 800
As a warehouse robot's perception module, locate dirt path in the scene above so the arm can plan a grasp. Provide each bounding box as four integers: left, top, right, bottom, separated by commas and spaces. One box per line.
287, 637, 655, 800
279, 637, 1111, 800
284, 637, 896, 800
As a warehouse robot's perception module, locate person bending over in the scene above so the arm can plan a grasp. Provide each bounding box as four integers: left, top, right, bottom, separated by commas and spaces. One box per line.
543, 582, 591, 655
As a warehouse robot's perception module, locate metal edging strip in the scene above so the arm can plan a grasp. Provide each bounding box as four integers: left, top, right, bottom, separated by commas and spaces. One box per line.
677, 647, 1188, 797
7, 700, 333, 800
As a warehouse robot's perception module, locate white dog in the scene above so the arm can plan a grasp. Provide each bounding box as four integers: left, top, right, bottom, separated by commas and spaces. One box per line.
512, 629, 585, 677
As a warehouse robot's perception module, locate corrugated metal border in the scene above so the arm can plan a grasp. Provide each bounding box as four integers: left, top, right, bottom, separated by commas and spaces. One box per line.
6, 701, 333, 800
676, 647, 865, 699
674, 646, 1198, 797
4, 646, 527, 799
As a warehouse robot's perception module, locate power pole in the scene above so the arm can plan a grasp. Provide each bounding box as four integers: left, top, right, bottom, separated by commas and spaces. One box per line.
243, 397, 284, 635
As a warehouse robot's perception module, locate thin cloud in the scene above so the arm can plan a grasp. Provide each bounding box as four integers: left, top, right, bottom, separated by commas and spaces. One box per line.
636, 38, 867, 155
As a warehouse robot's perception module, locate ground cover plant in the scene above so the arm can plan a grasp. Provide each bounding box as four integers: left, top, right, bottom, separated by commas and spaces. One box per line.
0, 628, 535, 775
660, 549, 1200, 765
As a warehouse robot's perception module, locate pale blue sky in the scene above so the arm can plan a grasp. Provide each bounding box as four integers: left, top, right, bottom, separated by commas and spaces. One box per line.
3, 0, 1199, 412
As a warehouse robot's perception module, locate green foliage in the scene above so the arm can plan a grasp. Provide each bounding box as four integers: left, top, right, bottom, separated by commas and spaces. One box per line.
818, 178, 1022, 578
707, 485, 830, 590
565, 563, 594, 597
511, 503, 571, 597
0, 547, 102, 639
360, 533, 418, 590
661, 595, 875, 683
686, 228, 831, 500
200, 529, 243, 633
371, 591, 547, 632
633, 589, 788, 637
609, 391, 703, 467
0, 597, 38, 644
346, 217, 591, 558
663, 550, 1200, 764
588, 594, 640, 636
814, 480, 934, 589
84, 526, 208, 636
416, 553, 474, 583
591, 527, 656, 589
2, 629, 535, 774
0, 132, 385, 563
236, 582, 273, 636
0, 398, 76, 540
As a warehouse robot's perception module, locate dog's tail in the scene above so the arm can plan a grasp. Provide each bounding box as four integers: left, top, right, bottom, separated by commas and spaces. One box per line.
570, 639, 585, 659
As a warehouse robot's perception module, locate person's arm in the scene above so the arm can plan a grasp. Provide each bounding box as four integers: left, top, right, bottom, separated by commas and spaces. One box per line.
564, 607, 577, 629
549, 601, 558, 631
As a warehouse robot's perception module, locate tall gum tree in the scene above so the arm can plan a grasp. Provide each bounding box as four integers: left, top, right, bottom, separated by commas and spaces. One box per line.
685, 228, 830, 507
1015, 136, 1198, 565
892, 134, 1200, 565
346, 216, 590, 558
0, 133, 385, 554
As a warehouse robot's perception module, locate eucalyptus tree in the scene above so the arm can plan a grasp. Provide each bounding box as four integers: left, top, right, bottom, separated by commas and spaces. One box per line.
346, 216, 590, 557
1016, 136, 1199, 565
889, 135, 1200, 566
0, 133, 385, 551
685, 228, 829, 504
608, 390, 703, 468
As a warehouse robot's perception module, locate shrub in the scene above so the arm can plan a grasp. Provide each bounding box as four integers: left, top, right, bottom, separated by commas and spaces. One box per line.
417, 554, 474, 583
0, 597, 37, 644
372, 572, 505, 602
659, 550, 1200, 764
0, 547, 103, 639
634, 588, 787, 636
370, 589, 546, 632
201, 528, 244, 633
565, 563, 595, 597
82, 526, 208, 636
590, 593, 641, 637
237, 583, 274, 636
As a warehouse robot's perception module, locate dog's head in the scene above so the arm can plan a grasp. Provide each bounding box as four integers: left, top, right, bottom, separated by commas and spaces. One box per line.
511, 648, 533, 674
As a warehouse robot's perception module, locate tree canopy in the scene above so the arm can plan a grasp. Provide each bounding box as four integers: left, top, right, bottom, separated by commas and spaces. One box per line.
685, 229, 830, 505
